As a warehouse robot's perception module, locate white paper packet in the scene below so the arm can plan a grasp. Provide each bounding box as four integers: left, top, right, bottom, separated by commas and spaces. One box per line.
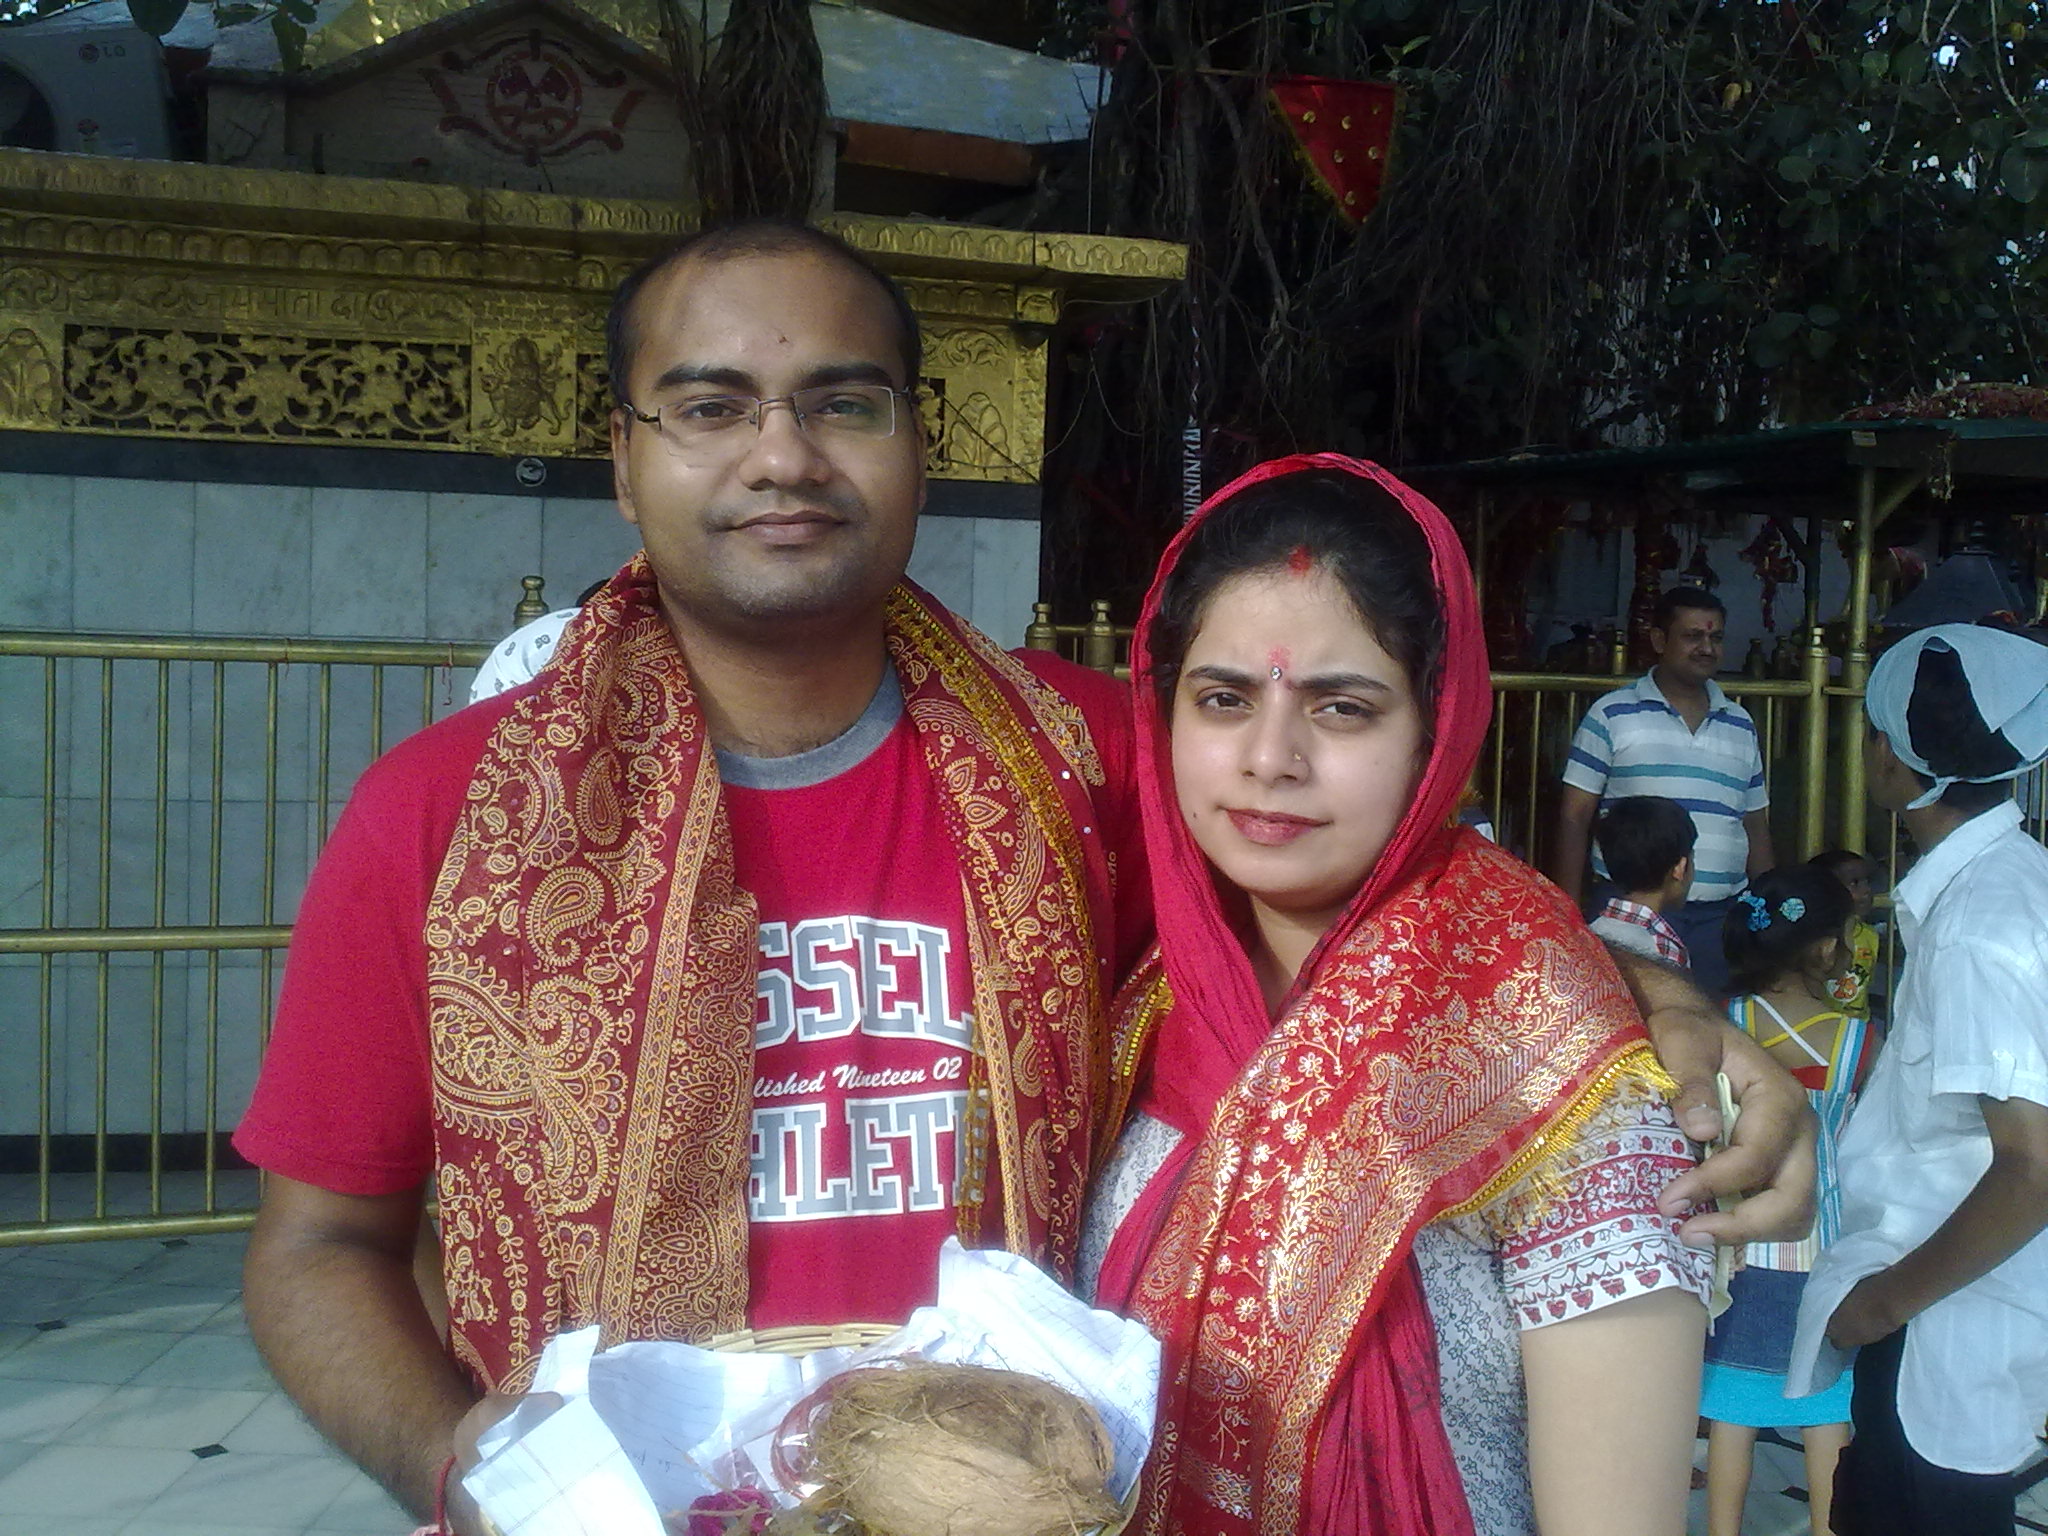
462, 1238, 1161, 1536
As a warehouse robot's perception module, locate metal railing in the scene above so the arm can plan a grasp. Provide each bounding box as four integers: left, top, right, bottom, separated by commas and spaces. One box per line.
0, 631, 487, 1246
1026, 601, 1134, 677
2, 599, 1897, 1247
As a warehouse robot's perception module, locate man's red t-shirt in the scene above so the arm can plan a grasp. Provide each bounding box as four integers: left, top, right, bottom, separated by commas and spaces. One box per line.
233, 650, 1145, 1329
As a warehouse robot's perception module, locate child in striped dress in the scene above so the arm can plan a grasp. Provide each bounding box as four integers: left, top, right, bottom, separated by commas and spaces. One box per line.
1700, 866, 1879, 1536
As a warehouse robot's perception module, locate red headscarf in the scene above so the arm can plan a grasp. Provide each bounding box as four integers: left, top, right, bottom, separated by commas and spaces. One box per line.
1096, 455, 1655, 1536
1135, 453, 1494, 1139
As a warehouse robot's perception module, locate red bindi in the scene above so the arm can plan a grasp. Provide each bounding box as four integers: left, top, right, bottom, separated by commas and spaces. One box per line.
1267, 646, 1291, 681
1286, 545, 1314, 576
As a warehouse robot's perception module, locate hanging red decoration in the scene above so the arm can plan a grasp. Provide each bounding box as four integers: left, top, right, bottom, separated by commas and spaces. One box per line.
1739, 520, 1801, 632
1270, 76, 1399, 224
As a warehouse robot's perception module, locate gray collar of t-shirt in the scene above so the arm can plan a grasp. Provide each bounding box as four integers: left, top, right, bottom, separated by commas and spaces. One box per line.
713, 669, 904, 790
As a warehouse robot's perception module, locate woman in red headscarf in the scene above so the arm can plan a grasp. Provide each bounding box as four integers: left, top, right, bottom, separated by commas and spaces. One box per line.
1083, 457, 1709, 1536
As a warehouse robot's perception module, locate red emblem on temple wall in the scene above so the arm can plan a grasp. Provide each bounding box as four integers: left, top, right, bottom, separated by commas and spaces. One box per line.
423, 30, 646, 166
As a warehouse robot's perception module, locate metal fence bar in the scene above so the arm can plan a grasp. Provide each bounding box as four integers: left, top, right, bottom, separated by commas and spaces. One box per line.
36, 657, 56, 1224
0, 630, 488, 1246
94, 657, 113, 1218
151, 659, 170, 1214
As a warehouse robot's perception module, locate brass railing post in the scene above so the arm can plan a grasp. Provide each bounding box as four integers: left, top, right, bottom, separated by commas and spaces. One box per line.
1839, 466, 1878, 851
514, 574, 548, 625
1024, 601, 1058, 652
1082, 600, 1118, 673
1799, 625, 1830, 859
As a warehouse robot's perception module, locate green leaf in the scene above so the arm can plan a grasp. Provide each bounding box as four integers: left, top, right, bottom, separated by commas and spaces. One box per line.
125, 0, 188, 36
1759, 310, 1806, 341
2001, 147, 2043, 204
1806, 328, 1837, 360
1778, 153, 1816, 183
1808, 304, 1842, 328
270, 10, 306, 69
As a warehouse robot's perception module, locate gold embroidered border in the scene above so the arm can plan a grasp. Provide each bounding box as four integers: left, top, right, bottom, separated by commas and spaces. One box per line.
886, 586, 1105, 1267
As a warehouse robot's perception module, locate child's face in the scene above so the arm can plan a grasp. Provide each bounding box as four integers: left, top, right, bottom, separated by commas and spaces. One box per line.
1838, 859, 1877, 918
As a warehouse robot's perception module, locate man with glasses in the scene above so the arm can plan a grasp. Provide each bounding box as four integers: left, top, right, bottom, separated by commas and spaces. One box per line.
232, 220, 1150, 1530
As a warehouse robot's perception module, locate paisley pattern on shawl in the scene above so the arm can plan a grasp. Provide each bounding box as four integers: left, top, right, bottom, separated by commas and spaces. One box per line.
1092, 454, 1660, 1536
424, 554, 1115, 1392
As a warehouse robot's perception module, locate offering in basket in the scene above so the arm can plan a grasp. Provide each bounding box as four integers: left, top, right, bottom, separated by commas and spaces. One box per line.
463, 1240, 1158, 1536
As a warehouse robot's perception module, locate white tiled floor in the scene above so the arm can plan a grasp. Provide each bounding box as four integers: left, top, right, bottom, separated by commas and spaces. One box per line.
0, 1228, 412, 1536
0, 1195, 2042, 1535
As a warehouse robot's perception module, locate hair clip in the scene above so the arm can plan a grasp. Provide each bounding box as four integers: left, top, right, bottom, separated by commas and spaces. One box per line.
1779, 897, 1806, 922
1738, 891, 1771, 931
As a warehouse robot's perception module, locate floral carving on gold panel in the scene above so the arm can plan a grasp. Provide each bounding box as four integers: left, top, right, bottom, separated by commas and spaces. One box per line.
0, 326, 59, 425
64, 326, 468, 442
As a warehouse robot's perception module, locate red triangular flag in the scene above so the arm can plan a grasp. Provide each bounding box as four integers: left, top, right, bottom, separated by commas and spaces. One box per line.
1270, 76, 1399, 224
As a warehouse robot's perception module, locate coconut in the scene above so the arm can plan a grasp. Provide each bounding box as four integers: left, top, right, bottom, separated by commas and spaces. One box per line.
778, 1361, 1122, 1536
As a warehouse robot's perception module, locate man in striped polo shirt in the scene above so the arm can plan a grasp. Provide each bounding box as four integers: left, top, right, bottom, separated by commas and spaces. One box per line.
1552, 586, 1776, 992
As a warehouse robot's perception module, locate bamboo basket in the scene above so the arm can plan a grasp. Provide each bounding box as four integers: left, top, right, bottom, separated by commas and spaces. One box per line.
707, 1322, 1135, 1536
703, 1322, 900, 1355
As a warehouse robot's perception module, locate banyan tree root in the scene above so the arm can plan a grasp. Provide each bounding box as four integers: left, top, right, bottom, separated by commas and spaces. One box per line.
778, 1362, 1123, 1536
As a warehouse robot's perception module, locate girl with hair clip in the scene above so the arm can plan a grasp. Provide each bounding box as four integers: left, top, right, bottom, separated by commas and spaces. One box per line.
1080, 456, 1712, 1536
1700, 866, 1877, 1536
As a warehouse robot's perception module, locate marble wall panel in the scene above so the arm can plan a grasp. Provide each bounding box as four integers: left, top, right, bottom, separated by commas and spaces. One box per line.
73, 477, 196, 635
968, 517, 1040, 649
60, 796, 196, 931
58, 952, 184, 1135
193, 483, 315, 636
0, 957, 49, 1135
0, 472, 73, 631
538, 495, 642, 611
0, 794, 49, 930
307, 487, 430, 639
189, 959, 272, 1132
0, 653, 64, 809
62, 655, 198, 803
202, 655, 313, 808
180, 798, 316, 930
906, 515, 976, 623
428, 492, 545, 644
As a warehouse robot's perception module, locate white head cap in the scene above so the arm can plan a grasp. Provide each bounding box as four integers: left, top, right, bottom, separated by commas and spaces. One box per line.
1865, 624, 2048, 810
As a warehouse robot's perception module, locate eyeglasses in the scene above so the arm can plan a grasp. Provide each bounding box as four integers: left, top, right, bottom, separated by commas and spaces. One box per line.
623, 384, 917, 457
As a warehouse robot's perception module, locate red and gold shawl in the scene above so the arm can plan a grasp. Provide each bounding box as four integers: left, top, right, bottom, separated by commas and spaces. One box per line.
422, 554, 1117, 1392
1092, 455, 1661, 1536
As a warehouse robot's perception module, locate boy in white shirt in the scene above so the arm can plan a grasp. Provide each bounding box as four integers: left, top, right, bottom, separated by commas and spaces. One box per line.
1788, 624, 2048, 1535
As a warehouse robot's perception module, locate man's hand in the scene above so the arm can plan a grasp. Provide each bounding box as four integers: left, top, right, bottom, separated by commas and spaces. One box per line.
1826, 1271, 1904, 1351
1604, 945, 1818, 1246
446, 1391, 563, 1536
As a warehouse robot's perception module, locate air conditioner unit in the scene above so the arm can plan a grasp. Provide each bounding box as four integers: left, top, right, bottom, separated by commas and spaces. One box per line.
0, 19, 171, 160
